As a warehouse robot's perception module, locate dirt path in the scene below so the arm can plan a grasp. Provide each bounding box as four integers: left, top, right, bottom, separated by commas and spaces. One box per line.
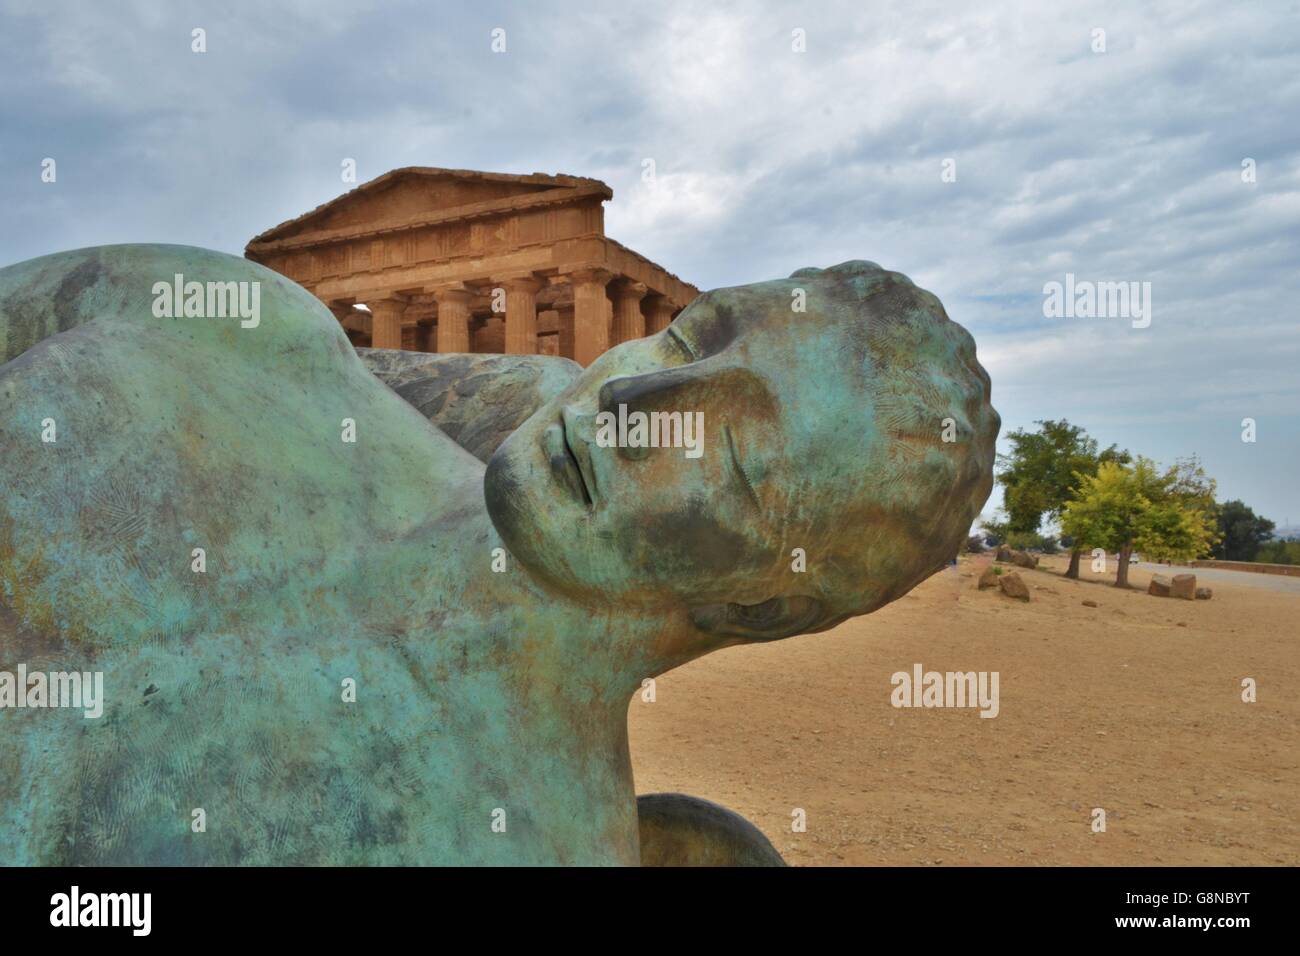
628, 553, 1300, 865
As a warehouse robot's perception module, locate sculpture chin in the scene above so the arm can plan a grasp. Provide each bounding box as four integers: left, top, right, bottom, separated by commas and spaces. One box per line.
483, 445, 527, 553
483, 442, 575, 595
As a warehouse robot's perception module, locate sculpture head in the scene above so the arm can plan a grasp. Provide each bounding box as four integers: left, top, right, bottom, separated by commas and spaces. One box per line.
485, 261, 999, 643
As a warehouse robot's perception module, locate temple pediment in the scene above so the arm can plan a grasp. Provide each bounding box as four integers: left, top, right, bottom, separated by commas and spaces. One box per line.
248, 167, 611, 250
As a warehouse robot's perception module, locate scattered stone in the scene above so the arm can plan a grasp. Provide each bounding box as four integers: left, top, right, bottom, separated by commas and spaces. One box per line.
996, 547, 1014, 562
1009, 550, 1039, 570
978, 565, 1000, 590
1195, 587, 1213, 600
1148, 574, 1172, 597
1082, 599, 1099, 608
1171, 574, 1197, 601
999, 572, 1030, 601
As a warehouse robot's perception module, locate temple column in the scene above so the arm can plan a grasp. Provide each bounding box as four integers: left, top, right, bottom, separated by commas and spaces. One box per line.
644, 294, 676, 335
502, 276, 544, 355
432, 284, 474, 353
368, 296, 407, 351
567, 267, 613, 366
610, 280, 648, 346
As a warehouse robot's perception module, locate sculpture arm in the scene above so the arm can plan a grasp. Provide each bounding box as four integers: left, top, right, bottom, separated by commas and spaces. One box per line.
357, 349, 581, 462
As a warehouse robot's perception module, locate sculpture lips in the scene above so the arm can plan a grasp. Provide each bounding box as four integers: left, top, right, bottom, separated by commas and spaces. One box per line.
564, 424, 597, 506
543, 422, 591, 506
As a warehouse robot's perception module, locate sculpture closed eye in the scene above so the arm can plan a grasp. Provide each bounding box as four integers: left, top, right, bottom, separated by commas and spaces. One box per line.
690, 594, 832, 642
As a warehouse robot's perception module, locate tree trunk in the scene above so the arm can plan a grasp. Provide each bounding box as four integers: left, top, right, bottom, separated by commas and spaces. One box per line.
1065, 548, 1082, 579
1115, 544, 1133, 588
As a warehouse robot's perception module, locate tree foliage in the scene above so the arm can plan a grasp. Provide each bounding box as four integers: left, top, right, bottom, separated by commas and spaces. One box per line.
1257, 538, 1300, 565
996, 419, 1128, 535
1061, 457, 1218, 585
1006, 531, 1059, 553
1212, 499, 1275, 561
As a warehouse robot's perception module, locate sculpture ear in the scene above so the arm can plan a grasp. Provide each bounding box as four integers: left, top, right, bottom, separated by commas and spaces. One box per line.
689, 594, 828, 642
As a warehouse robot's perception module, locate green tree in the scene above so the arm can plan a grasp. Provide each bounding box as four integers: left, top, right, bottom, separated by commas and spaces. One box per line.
1257, 538, 1300, 565
1162, 455, 1220, 562
996, 420, 1128, 578
1165, 456, 1217, 516
1212, 500, 1275, 561
1062, 458, 1217, 588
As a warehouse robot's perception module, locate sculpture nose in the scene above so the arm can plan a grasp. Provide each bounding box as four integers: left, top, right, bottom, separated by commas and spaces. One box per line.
597, 366, 702, 461
597, 364, 698, 415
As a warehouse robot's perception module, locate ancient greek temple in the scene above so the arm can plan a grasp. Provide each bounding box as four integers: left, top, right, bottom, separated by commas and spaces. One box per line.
244, 167, 699, 365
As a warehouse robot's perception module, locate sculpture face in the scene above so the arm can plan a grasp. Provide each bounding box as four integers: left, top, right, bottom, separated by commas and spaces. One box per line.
486, 261, 1000, 639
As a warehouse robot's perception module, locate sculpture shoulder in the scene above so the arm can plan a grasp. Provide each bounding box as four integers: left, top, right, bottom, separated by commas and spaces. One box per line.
0, 244, 346, 366
0, 244, 471, 649
0, 245, 582, 467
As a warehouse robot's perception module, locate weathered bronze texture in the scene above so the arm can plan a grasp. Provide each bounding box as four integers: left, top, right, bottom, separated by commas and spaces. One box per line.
0, 245, 997, 865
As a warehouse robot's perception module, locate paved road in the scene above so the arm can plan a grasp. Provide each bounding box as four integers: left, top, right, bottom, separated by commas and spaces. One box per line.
1136, 562, 1300, 595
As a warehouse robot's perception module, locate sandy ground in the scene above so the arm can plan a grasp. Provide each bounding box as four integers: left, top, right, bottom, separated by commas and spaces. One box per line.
627, 554, 1300, 866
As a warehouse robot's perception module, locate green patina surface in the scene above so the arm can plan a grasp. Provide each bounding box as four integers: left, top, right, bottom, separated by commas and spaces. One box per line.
0, 244, 998, 865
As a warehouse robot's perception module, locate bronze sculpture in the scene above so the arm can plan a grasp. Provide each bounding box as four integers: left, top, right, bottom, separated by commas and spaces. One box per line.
0, 245, 997, 865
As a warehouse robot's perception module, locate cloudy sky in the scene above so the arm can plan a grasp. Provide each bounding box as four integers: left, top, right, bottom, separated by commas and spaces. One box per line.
3, 0, 1298, 527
